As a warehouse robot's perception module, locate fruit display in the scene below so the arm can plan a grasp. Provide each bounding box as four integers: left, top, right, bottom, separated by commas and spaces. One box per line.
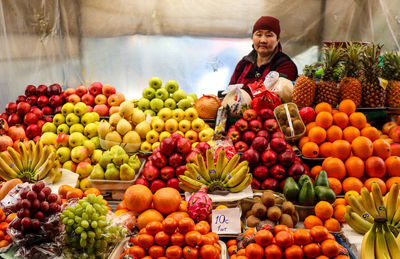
90, 145, 141, 181
303, 201, 342, 232
241, 190, 299, 229
283, 171, 336, 205
292, 65, 317, 108
194, 94, 221, 119
274, 103, 306, 140
61, 194, 127, 258
382, 51, 400, 107
138, 77, 197, 116
227, 225, 350, 259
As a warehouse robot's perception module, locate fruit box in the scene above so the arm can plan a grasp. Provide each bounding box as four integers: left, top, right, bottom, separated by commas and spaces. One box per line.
108, 237, 228, 259
99, 137, 141, 155
273, 102, 306, 142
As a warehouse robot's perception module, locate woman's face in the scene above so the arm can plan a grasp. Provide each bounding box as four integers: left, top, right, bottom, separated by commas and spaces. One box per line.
252, 30, 279, 57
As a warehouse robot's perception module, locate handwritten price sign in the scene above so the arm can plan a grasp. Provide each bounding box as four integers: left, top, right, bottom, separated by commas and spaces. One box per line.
211, 207, 241, 235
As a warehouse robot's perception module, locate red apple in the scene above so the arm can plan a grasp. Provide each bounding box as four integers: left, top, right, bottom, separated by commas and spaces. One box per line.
241, 148, 260, 167
251, 178, 261, 190
37, 120, 45, 129
242, 130, 256, 146
44, 116, 53, 122
271, 131, 285, 139
135, 178, 149, 187
102, 84, 116, 97
25, 85, 36, 96
249, 119, 263, 132
160, 166, 175, 180
82, 94, 95, 106
243, 109, 258, 121
169, 153, 184, 168
89, 82, 103, 96
47, 84, 62, 96
270, 138, 287, 153
42, 106, 53, 115
54, 105, 62, 114
288, 163, 305, 177
56, 133, 69, 147
94, 94, 107, 105
185, 151, 198, 163
170, 132, 183, 142
166, 178, 180, 191
142, 165, 159, 181
8, 114, 21, 126
150, 152, 168, 168
63, 88, 76, 99
26, 124, 41, 139
269, 164, 286, 179
261, 149, 277, 167
259, 108, 274, 121
68, 94, 80, 105
382, 122, 397, 135
93, 104, 108, 116
153, 145, 160, 154
107, 94, 122, 106
16, 95, 26, 104
389, 126, 400, 143
278, 149, 295, 167
37, 96, 49, 107
235, 118, 248, 132
5, 103, 17, 115
0, 113, 8, 120
160, 137, 176, 155
75, 85, 88, 97
299, 107, 316, 124
261, 178, 279, 191
264, 119, 279, 132
177, 138, 192, 154
195, 142, 210, 156
150, 179, 166, 193
253, 165, 269, 181
256, 130, 270, 141
175, 165, 187, 177
234, 141, 249, 153
227, 128, 241, 143
36, 85, 48, 96
24, 112, 39, 125
26, 96, 38, 106
252, 136, 268, 152
48, 95, 63, 108
17, 102, 31, 116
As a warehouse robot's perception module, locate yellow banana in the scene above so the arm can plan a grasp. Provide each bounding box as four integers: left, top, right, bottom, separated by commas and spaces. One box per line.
392, 202, 400, 226
375, 224, 391, 259
215, 149, 225, 179
27, 141, 35, 171
383, 222, 400, 258
386, 183, 399, 223
350, 212, 373, 233
0, 152, 19, 174
348, 194, 374, 223
206, 149, 216, 180
196, 153, 211, 182
34, 152, 56, 181
7, 147, 23, 172
186, 164, 207, 184
361, 222, 377, 259
42, 167, 57, 184
372, 182, 387, 217
223, 157, 228, 169
34, 145, 52, 171
361, 187, 379, 218
228, 173, 252, 192
18, 142, 29, 169
226, 167, 249, 188
344, 212, 368, 234
178, 175, 203, 190
220, 154, 240, 180
223, 161, 248, 184
179, 182, 199, 193
31, 141, 43, 170
0, 157, 17, 180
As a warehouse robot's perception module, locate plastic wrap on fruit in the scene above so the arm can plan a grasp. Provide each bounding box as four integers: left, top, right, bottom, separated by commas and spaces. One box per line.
213, 139, 236, 161
221, 84, 252, 117
0, 182, 30, 215
251, 89, 281, 114
236, 232, 255, 250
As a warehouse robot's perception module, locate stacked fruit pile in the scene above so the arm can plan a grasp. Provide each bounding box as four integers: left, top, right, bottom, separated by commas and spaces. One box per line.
0, 208, 13, 249
138, 77, 197, 116
303, 201, 342, 232
98, 100, 146, 153
227, 225, 349, 259
90, 146, 141, 181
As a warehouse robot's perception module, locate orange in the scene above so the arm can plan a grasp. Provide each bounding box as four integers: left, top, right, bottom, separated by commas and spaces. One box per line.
331, 140, 351, 160
293, 229, 312, 246
333, 112, 349, 129
345, 191, 360, 204
302, 142, 320, 158
361, 127, 380, 142
365, 156, 386, 178
299, 136, 310, 149
333, 204, 347, 223
319, 142, 333, 158
328, 178, 342, 195
309, 126, 327, 144
304, 243, 321, 258
316, 112, 333, 129
385, 156, 400, 177
335, 256, 350, 259
392, 143, 400, 156
342, 177, 363, 193
373, 139, 391, 159
345, 156, 365, 178
333, 198, 346, 206
311, 165, 323, 179
316, 102, 332, 114
66, 188, 84, 200
58, 184, 73, 199
352, 136, 373, 159
304, 215, 323, 229
349, 112, 367, 129
322, 157, 346, 180
343, 126, 360, 143
386, 177, 400, 191
327, 125, 343, 142
306, 122, 317, 135
364, 178, 387, 195
315, 201, 334, 220
332, 109, 339, 115
339, 99, 356, 116
84, 188, 101, 197
310, 226, 329, 242
324, 218, 341, 232
321, 240, 340, 257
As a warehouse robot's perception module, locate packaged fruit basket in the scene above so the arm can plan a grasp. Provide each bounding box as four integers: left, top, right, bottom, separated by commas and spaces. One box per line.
274, 102, 306, 142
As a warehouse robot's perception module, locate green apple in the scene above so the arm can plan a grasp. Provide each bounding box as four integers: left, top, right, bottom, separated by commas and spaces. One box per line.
90, 136, 100, 149
165, 80, 179, 93
66, 113, 80, 126
84, 123, 98, 138
53, 114, 65, 126
144, 110, 156, 117
150, 98, 164, 113
56, 147, 71, 163
164, 98, 176, 109
172, 89, 187, 102
70, 123, 84, 134
149, 77, 162, 90
177, 98, 192, 110
91, 149, 103, 164
188, 93, 198, 103
186, 96, 195, 104
81, 112, 99, 126
142, 87, 156, 100
57, 124, 70, 134
74, 102, 87, 117
69, 132, 85, 148
40, 132, 57, 145
155, 88, 169, 101
83, 139, 96, 155
42, 122, 57, 133
138, 98, 151, 111
172, 108, 186, 122
157, 108, 172, 121
61, 103, 74, 116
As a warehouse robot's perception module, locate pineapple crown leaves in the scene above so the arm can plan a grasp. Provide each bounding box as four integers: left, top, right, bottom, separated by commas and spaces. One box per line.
321, 44, 345, 81
361, 43, 383, 79
342, 42, 364, 78
381, 51, 400, 81
302, 62, 319, 78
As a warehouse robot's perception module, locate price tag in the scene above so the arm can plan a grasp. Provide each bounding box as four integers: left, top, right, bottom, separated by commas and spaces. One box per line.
211, 207, 241, 235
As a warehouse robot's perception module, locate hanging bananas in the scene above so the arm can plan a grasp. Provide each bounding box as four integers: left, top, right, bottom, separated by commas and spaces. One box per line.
0, 140, 59, 183
179, 149, 252, 193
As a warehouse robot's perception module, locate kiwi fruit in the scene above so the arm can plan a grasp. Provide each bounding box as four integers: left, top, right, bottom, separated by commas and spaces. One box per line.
253, 196, 261, 203
246, 210, 254, 218
291, 210, 299, 226
267, 206, 282, 221
292, 119, 304, 134
261, 191, 276, 207
282, 201, 295, 215
246, 215, 261, 227
279, 110, 287, 120
241, 200, 253, 212
252, 203, 267, 218
279, 213, 294, 228
285, 127, 292, 136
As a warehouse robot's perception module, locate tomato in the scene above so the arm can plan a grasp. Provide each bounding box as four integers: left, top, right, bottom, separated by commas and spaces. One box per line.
131, 235, 139, 245
245, 243, 264, 259
185, 231, 202, 247
275, 230, 294, 249
137, 234, 154, 248
274, 224, 290, 234
207, 232, 219, 242
200, 244, 219, 259
228, 245, 237, 256
254, 229, 273, 247
194, 220, 210, 235
304, 243, 321, 258
154, 231, 170, 246
162, 217, 178, 234
178, 217, 195, 234
310, 226, 329, 242
201, 234, 215, 245
293, 229, 312, 246
236, 248, 246, 256
171, 232, 185, 246
183, 246, 199, 259
146, 221, 163, 235
148, 245, 165, 258
227, 239, 237, 247
125, 246, 145, 258
165, 245, 183, 259
264, 244, 282, 259
284, 245, 304, 259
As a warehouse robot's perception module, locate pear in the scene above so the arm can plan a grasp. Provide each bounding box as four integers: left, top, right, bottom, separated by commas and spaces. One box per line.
98, 120, 112, 138
120, 164, 135, 181
104, 163, 120, 180
113, 149, 129, 166
105, 131, 122, 149
90, 164, 105, 179
128, 155, 141, 171
109, 113, 122, 127
116, 119, 132, 136
110, 145, 125, 154
119, 101, 135, 118
99, 151, 113, 168
135, 121, 151, 139
123, 131, 141, 153
131, 108, 145, 126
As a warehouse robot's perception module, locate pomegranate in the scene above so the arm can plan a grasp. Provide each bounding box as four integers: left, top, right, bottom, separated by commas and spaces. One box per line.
0, 119, 9, 134
0, 135, 13, 151
8, 125, 26, 141
194, 95, 221, 119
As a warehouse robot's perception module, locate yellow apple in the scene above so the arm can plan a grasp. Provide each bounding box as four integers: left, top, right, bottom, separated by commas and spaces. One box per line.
176, 131, 185, 136
159, 131, 171, 142
158, 108, 172, 121
152, 142, 160, 150
185, 130, 198, 143
191, 118, 205, 132
178, 119, 191, 133
146, 130, 159, 144
165, 119, 178, 133
140, 141, 152, 152
172, 108, 186, 122
199, 128, 214, 142
185, 107, 198, 121
151, 118, 165, 133
192, 142, 199, 148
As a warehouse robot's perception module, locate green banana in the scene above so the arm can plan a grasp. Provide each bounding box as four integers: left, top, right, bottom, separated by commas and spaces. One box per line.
385, 183, 399, 223
228, 173, 252, 193
372, 182, 387, 217
383, 222, 400, 258
225, 167, 249, 188
375, 224, 391, 259
361, 222, 377, 259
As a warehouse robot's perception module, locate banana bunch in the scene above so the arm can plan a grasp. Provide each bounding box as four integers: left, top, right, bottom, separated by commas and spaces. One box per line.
0, 141, 60, 183
179, 149, 252, 193
361, 216, 400, 259
345, 182, 400, 236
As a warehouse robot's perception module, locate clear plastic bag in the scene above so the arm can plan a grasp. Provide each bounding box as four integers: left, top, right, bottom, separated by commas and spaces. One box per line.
222, 84, 252, 117
213, 138, 237, 161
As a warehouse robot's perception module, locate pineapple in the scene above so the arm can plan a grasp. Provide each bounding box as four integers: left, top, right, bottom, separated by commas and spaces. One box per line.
360, 44, 385, 107
292, 65, 316, 107
315, 45, 344, 107
382, 52, 400, 107
338, 43, 363, 106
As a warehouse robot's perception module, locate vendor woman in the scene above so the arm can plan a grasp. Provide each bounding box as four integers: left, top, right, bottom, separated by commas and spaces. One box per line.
229, 16, 298, 96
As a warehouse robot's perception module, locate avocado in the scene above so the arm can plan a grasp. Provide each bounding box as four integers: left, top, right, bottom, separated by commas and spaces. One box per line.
315, 186, 336, 204
283, 177, 300, 201
315, 170, 330, 187
298, 174, 312, 187
298, 179, 316, 206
